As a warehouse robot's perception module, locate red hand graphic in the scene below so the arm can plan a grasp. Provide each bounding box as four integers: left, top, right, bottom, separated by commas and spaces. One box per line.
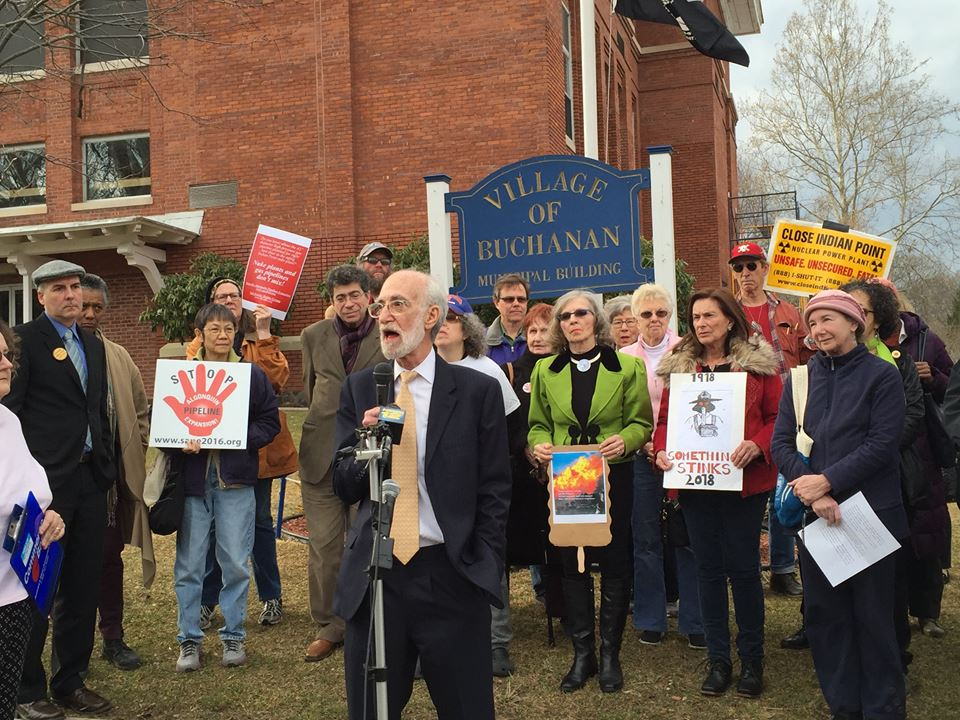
163, 363, 238, 437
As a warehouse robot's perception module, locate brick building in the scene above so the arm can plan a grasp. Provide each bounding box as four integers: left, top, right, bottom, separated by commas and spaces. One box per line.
0, 0, 761, 392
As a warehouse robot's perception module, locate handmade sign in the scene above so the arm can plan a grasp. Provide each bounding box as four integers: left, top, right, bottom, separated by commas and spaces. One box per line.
662, 372, 747, 492
547, 446, 611, 572
764, 218, 896, 297
241, 224, 312, 320
149, 360, 251, 449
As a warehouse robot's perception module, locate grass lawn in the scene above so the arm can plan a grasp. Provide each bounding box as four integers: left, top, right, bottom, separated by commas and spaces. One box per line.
107, 408, 960, 719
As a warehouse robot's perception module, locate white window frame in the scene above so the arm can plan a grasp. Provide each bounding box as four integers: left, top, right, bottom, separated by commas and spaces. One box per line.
80, 132, 151, 203
75, 0, 150, 72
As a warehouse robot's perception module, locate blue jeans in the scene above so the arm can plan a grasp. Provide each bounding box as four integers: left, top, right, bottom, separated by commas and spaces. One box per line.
175, 464, 255, 644
680, 490, 768, 663
768, 494, 797, 574
201, 478, 282, 605
631, 459, 702, 635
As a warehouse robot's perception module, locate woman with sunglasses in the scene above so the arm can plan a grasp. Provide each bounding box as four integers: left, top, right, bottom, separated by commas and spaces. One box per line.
620, 284, 704, 649
653, 288, 781, 699
528, 290, 652, 694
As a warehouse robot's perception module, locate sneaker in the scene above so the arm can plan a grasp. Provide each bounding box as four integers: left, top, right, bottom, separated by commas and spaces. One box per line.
770, 572, 803, 597
102, 638, 142, 670
699, 658, 732, 696
687, 633, 707, 650
176, 641, 201, 673
259, 598, 282, 626
920, 618, 946, 638
199, 605, 215, 631
639, 630, 663, 645
221, 639, 246, 667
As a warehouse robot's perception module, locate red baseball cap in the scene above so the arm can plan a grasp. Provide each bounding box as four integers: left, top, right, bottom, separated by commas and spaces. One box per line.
729, 242, 767, 263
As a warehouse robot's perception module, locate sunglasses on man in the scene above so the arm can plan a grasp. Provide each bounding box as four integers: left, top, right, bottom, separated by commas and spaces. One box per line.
732, 261, 760, 273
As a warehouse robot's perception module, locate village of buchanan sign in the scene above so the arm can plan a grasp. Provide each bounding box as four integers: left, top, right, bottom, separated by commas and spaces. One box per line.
447, 155, 654, 302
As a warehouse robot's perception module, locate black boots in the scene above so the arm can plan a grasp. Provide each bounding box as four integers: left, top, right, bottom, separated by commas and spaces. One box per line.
559, 576, 597, 693
736, 658, 764, 698
700, 658, 733, 696
597, 577, 630, 693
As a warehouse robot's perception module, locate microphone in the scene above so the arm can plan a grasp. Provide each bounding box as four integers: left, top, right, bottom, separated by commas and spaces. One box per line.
378, 479, 401, 540
374, 362, 405, 445
373, 362, 393, 408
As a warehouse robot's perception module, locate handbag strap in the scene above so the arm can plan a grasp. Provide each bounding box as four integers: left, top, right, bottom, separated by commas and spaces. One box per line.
791, 365, 809, 431
918, 327, 928, 362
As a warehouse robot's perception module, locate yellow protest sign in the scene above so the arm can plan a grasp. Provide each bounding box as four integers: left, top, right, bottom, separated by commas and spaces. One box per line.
763, 218, 897, 297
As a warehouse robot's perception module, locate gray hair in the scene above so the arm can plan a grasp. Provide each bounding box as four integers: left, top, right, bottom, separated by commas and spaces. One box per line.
422, 274, 448, 341
631, 283, 673, 318
80, 273, 110, 305
547, 289, 612, 350
325, 264, 370, 296
195, 303, 238, 332
603, 295, 632, 323
461, 313, 487, 358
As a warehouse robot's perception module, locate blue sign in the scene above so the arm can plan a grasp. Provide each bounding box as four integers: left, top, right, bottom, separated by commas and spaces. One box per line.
448, 155, 653, 302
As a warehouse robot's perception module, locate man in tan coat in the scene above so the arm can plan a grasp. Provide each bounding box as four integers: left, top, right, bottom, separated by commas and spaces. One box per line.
78, 274, 154, 671
300, 264, 385, 662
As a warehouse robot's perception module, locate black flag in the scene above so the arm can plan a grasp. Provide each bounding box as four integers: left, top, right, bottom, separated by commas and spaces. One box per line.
615, 0, 750, 67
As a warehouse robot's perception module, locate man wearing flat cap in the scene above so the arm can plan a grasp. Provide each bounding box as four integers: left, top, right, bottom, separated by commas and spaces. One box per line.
356, 242, 394, 295
2, 260, 116, 720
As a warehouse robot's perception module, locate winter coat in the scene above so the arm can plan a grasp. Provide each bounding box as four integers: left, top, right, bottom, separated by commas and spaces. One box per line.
899, 312, 953, 402
772, 344, 908, 538
485, 317, 527, 365
619, 329, 682, 426
653, 335, 782, 498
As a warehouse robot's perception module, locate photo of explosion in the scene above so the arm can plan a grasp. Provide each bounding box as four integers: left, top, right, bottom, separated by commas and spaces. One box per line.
550, 450, 607, 523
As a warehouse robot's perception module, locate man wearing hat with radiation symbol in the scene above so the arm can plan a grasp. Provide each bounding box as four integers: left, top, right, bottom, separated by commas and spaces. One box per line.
2, 260, 116, 720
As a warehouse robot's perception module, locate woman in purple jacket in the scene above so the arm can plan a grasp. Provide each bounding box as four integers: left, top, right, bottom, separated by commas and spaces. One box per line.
772, 290, 907, 720
169, 304, 280, 673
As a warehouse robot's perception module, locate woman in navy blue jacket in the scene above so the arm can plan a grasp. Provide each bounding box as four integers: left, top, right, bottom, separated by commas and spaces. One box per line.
772, 289, 907, 720
168, 303, 280, 673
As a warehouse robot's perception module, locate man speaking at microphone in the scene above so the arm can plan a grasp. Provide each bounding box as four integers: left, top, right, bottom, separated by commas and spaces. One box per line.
333, 269, 511, 719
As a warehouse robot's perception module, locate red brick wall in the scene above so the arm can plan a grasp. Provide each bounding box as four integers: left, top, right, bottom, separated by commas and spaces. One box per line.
0, 0, 742, 393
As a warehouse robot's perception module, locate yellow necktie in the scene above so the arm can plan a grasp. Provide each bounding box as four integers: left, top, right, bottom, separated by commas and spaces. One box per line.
391, 370, 420, 564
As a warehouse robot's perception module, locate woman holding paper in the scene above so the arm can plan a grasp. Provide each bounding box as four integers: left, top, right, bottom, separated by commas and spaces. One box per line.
652, 288, 781, 699
528, 290, 652, 694
771, 289, 907, 720
0, 320, 63, 720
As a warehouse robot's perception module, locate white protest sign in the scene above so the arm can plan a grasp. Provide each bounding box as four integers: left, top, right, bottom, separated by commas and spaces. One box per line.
663, 371, 747, 492
149, 360, 251, 449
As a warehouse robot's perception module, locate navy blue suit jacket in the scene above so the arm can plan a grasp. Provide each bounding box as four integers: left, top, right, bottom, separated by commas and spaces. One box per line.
332, 355, 512, 621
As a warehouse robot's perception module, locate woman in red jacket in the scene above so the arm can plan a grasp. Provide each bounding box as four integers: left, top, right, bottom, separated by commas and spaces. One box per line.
653, 288, 781, 699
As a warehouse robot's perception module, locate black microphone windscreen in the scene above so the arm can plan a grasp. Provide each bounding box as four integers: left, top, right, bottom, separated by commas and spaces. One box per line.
373, 362, 393, 407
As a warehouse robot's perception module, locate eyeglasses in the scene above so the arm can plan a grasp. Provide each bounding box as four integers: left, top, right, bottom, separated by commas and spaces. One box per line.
558, 308, 593, 322
639, 309, 669, 320
444, 312, 462, 323
214, 292, 241, 301
731, 262, 759, 273
204, 326, 236, 337
611, 318, 638, 328
368, 298, 412, 318
364, 257, 392, 267
0, 349, 14, 364
497, 295, 528, 305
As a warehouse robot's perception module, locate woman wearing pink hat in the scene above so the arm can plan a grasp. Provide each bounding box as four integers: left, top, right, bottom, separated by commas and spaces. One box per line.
772, 289, 908, 720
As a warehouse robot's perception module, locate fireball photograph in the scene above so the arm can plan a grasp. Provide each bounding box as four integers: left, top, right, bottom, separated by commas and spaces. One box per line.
550, 450, 608, 522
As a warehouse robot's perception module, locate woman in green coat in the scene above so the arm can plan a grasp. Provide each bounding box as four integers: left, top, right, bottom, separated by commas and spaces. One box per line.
528, 289, 653, 694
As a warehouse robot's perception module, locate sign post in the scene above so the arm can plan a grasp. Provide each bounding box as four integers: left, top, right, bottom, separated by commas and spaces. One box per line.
648, 146, 678, 332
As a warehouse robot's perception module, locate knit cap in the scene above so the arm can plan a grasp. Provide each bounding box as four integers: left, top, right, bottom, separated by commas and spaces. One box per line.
803, 289, 866, 333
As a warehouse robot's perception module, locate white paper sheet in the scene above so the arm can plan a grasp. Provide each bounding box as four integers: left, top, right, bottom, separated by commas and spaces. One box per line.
801, 492, 900, 587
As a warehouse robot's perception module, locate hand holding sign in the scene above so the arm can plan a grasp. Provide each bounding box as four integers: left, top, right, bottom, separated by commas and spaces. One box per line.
163, 363, 238, 437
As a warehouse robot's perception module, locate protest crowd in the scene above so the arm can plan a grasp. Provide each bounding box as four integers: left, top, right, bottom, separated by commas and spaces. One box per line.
3, 237, 960, 720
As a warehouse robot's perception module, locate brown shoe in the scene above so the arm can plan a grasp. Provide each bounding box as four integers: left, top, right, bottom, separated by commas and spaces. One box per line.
53, 686, 113, 714
305, 638, 343, 663
15, 700, 65, 720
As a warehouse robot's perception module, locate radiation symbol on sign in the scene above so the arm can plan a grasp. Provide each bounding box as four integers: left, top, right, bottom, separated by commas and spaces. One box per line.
870, 260, 882, 273
778, 241, 790, 253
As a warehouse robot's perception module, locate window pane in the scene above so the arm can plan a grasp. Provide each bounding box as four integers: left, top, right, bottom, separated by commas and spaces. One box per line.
83, 135, 150, 200
0, 145, 46, 208
0, 5, 44, 72
79, 0, 148, 64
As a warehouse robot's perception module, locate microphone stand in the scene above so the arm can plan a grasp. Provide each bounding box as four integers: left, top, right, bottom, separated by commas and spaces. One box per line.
354, 424, 393, 720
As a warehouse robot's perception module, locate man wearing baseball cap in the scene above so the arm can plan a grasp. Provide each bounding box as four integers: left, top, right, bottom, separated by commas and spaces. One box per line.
356, 242, 394, 294
729, 242, 811, 601
3, 260, 115, 719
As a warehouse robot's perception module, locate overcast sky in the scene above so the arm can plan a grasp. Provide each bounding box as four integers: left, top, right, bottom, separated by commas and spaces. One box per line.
730, 0, 960, 143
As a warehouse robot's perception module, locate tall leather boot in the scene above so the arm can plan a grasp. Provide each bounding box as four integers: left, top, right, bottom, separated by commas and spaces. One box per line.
598, 575, 630, 692
559, 576, 596, 693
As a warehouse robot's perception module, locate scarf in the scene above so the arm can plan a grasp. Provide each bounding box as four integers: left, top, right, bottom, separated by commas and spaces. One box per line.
334, 314, 375, 374
866, 336, 897, 367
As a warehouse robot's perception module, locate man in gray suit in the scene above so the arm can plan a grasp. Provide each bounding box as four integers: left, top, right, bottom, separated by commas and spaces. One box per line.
299, 264, 385, 662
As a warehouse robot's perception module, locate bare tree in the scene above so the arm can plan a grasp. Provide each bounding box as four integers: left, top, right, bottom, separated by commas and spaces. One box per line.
742, 0, 960, 270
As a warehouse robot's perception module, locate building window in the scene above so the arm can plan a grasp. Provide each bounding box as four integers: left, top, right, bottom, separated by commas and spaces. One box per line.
0, 144, 46, 208
561, 4, 575, 143
82, 133, 150, 201
79, 0, 149, 66
0, 5, 44, 73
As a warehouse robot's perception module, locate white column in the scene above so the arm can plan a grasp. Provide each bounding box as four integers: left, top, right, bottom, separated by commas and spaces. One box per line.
424, 174, 454, 291
6, 253, 52, 323
579, 0, 598, 160
648, 146, 678, 333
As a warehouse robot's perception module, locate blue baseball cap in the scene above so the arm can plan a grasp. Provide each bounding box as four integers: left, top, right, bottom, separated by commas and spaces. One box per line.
447, 294, 473, 316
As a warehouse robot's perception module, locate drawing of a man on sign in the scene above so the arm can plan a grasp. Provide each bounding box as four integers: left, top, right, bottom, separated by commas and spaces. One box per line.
689, 390, 722, 437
